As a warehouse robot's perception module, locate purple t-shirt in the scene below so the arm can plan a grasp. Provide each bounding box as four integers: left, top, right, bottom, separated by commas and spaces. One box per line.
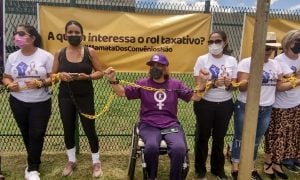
124, 78, 193, 128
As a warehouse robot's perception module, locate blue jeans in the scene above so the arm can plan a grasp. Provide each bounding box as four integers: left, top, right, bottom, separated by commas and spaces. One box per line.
231, 100, 272, 163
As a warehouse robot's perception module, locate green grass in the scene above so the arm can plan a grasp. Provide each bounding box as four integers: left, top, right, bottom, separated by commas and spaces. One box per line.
0, 152, 299, 179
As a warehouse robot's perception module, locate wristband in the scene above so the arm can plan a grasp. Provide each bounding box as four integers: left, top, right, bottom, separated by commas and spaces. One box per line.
109, 78, 120, 85
88, 75, 92, 80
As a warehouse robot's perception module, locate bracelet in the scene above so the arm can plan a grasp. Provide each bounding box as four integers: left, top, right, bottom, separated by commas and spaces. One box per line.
88, 75, 92, 81
193, 89, 205, 93
109, 78, 120, 85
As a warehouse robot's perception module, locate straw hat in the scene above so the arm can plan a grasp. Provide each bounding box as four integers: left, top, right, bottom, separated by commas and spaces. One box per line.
266, 32, 281, 47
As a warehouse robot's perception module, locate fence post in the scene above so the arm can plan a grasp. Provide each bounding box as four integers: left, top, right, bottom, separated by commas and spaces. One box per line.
75, 114, 80, 154
204, 0, 210, 13
70, 0, 76, 7
0, 155, 4, 180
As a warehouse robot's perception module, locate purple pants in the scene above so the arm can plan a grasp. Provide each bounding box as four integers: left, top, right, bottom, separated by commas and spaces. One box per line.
139, 122, 187, 180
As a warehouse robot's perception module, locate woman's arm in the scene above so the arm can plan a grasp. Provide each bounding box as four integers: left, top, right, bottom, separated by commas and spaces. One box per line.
276, 73, 300, 92
88, 47, 104, 80
191, 68, 210, 101
237, 72, 249, 92
2, 74, 19, 92
104, 67, 126, 97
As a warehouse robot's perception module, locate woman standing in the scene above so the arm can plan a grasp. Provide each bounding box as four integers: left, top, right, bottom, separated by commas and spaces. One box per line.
193, 30, 238, 179
230, 32, 284, 180
51, 20, 104, 177
264, 30, 300, 179
2, 24, 53, 180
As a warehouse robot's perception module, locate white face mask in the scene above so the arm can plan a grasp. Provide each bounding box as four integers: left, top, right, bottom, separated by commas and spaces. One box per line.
208, 43, 223, 55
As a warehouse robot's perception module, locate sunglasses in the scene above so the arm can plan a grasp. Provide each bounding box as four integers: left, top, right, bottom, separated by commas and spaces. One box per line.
13, 31, 30, 37
265, 46, 277, 51
208, 39, 223, 45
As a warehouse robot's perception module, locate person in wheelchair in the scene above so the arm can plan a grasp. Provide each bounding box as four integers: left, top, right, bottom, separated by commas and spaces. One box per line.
105, 53, 208, 180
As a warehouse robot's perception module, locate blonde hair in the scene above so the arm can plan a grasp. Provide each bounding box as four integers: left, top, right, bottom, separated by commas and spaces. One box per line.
281, 30, 300, 53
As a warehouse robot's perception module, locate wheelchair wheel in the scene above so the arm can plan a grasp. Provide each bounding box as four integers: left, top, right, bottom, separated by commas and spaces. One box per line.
182, 150, 190, 179
128, 124, 139, 180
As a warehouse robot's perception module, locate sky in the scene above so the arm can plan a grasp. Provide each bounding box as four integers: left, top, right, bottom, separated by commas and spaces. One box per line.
139, 0, 300, 10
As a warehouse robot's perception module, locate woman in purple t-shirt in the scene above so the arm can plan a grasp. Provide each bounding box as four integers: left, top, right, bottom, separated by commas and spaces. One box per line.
105, 53, 207, 180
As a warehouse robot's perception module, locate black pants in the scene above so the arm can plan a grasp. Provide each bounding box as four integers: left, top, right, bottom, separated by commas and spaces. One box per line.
58, 94, 99, 153
193, 98, 234, 176
9, 95, 51, 172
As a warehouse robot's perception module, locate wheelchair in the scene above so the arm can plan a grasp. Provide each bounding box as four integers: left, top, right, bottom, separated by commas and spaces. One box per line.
127, 123, 189, 180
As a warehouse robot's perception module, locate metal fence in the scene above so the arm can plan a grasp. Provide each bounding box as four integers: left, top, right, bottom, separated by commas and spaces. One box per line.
1, 0, 299, 153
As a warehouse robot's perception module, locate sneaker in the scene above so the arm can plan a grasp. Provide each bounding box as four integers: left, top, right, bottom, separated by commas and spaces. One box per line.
251, 170, 262, 180
283, 163, 299, 173
25, 170, 40, 180
92, 162, 103, 177
62, 161, 76, 176
231, 171, 238, 180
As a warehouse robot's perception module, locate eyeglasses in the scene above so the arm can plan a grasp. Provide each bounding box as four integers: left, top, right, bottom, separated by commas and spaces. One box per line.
265, 46, 276, 51
208, 39, 223, 45
13, 31, 30, 37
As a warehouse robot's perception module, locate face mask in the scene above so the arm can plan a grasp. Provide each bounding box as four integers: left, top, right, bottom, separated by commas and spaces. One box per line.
208, 43, 223, 55
291, 42, 300, 54
13, 34, 28, 48
150, 66, 163, 80
67, 35, 82, 46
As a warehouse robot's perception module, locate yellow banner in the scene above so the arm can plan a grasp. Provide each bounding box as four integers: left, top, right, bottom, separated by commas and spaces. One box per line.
241, 15, 300, 59
39, 6, 211, 72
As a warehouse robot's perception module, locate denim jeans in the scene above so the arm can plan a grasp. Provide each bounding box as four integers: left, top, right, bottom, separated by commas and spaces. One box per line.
231, 100, 272, 163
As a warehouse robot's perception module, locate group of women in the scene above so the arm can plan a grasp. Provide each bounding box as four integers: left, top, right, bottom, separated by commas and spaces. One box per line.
193, 30, 300, 180
1, 19, 299, 180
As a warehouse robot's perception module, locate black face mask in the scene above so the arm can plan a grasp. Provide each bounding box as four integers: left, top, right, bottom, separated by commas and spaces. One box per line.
149, 67, 163, 80
291, 42, 300, 54
67, 36, 81, 46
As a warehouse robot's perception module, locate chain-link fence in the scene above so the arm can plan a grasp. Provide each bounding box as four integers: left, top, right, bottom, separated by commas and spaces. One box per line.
0, 0, 299, 153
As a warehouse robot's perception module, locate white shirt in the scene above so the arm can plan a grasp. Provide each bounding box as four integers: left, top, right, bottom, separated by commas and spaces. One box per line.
273, 53, 300, 108
194, 53, 238, 102
237, 57, 282, 106
4, 48, 54, 102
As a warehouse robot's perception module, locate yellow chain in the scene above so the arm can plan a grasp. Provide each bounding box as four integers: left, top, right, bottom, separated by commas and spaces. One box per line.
281, 75, 297, 88
194, 81, 212, 97
231, 80, 248, 88
119, 79, 165, 92
193, 79, 248, 98
81, 94, 116, 119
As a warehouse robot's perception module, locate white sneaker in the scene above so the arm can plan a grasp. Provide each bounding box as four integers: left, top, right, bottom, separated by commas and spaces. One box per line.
25, 170, 40, 180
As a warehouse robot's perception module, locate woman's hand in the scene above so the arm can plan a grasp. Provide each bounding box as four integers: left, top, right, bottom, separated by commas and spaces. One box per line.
24, 79, 42, 89
6, 82, 19, 92
59, 72, 75, 82
104, 67, 117, 81
199, 68, 210, 84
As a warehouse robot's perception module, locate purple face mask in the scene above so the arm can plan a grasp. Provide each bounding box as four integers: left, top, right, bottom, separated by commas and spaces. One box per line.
13, 34, 28, 48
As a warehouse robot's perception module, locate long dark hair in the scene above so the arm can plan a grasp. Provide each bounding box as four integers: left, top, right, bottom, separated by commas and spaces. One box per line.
65, 20, 84, 34
17, 24, 42, 48
209, 30, 233, 55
